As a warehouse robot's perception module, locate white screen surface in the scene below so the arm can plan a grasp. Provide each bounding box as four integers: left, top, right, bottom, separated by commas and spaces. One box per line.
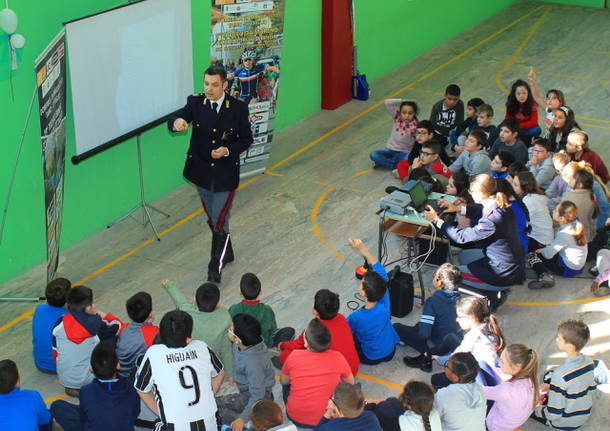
65, 0, 193, 157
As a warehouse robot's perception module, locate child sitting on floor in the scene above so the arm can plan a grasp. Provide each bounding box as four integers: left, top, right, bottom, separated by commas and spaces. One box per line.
346, 238, 399, 365
52, 285, 123, 396
51, 342, 140, 431
449, 97, 484, 152
229, 273, 295, 348
396, 140, 451, 182
32, 277, 70, 374
434, 352, 486, 431
482, 344, 539, 431
534, 319, 606, 430
163, 279, 233, 374
505, 79, 540, 141
490, 151, 514, 180
398, 381, 442, 431
370, 99, 418, 170
277, 288, 359, 376
315, 383, 382, 430
248, 399, 297, 431
429, 84, 464, 149
0, 359, 51, 431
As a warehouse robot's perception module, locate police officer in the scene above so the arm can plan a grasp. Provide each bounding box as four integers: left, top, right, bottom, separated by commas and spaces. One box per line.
169, 65, 253, 283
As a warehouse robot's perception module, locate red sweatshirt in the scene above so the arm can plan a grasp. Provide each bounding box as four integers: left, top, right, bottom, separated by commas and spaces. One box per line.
572, 148, 610, 184
396, 158, 451, 181
278, 314, 359, 376
505, 102, 539, 130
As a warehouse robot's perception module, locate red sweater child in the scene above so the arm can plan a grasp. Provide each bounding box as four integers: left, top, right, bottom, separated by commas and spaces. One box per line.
278, 314, 359, 376
572, 148, 610, 184
505, 102, 539, 130
396, 159, 451, 182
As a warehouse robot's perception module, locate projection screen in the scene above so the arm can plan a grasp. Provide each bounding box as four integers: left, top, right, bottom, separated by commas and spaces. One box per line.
65, 0, 193, 162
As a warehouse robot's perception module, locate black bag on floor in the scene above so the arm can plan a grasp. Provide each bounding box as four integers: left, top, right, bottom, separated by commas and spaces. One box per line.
387, 265, 414, 317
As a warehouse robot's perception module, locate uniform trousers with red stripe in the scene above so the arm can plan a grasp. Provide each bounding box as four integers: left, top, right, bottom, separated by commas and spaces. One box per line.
197, 186, 235, 234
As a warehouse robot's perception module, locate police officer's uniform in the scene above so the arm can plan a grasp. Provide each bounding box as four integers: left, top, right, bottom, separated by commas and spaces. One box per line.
169, 92, 252, 282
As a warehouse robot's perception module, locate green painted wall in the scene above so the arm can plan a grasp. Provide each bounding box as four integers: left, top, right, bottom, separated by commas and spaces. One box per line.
0, 0, 321, 284
353, 0, 518, 82
535, 0, 606, 7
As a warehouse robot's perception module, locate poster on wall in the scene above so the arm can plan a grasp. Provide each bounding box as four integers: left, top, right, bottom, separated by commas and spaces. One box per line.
34, 31, 67, 284
210, 0, 285, 177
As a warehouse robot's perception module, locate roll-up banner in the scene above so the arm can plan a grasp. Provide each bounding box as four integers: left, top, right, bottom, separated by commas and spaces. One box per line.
35, 31, 67, 283
211, 0, 285, 177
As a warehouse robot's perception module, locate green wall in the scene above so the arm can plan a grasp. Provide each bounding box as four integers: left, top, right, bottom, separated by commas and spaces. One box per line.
353, 0, 517, 82
535, 0, 606, 7
0, 0, 321, 284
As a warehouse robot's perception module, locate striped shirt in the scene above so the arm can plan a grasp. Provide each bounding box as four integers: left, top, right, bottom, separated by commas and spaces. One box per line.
536, 355, 598, 430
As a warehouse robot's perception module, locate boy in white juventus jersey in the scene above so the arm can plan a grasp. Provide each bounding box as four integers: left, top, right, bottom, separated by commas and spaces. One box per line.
135, 310, 225, 431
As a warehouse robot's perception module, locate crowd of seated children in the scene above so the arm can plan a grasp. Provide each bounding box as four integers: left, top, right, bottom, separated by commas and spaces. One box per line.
51, 342, 140, 431
449, 97, 483, 151
162, 279, 233, 374
370, 99, 419, 170
394, 263, 461, 372
488, 118, 529, 164
52, 285, 123, 396
277, 288, 359, 376
32, 277, 70, 374
229, 273, 295, 348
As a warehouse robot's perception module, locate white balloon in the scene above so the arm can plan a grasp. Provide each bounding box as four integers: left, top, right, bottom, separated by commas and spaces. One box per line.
10, 33, 25, 49
0, 8, 18, 34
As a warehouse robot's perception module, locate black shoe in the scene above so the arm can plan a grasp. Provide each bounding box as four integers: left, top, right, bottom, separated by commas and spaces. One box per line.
271, 356, 282, 370
403, 354, 425, 369
489, 289, 510, 312
207, 232, 229, 283
420, 355, 433, 373
589, 265, 599, 277
272, 327, 295, 347
385, 185, 399, 194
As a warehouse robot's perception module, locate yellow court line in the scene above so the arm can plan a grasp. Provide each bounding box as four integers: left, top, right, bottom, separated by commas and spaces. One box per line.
593, 51, 610, 55
496, 6, 551, 94
577, 116, 610, 124
44, 393, 68, 404
506, 297, 610, 306
313, 181, 364, 193
579, 122, 610, 130
357, 372, 403, 391
263, 171, 284, 177
548, 52, 571, 57
0, 5, 546, 333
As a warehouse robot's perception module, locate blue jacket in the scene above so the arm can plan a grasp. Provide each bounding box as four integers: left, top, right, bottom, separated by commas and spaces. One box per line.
417, 289, 460, 346
0, 387, 51, 431
441, 201, 525, 286
347, 263, 399, 360
32, 303, 67, 371
315, 410, 382, 431
80, 377, 140, 431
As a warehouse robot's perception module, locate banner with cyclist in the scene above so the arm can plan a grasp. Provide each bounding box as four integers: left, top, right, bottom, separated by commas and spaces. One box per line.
210, 0, 285, 177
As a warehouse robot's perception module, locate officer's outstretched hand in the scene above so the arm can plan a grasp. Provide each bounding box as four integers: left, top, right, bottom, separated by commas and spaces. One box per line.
173, 118, 188, 132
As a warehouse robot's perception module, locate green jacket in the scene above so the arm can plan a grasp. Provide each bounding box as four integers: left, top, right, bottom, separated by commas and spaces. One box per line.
166, 282, 233, 375
228, 300, 277, 347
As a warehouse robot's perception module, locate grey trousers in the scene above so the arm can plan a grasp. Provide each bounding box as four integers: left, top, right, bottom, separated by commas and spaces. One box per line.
197, 186, 235, 234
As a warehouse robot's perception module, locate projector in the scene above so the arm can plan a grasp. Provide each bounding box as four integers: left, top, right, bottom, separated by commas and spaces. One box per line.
380, 191, 412, 215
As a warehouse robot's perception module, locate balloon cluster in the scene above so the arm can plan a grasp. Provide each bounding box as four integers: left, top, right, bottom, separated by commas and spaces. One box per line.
0, 8, 26, 70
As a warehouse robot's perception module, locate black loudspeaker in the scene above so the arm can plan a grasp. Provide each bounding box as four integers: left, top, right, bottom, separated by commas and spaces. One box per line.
387, 266, 414, 318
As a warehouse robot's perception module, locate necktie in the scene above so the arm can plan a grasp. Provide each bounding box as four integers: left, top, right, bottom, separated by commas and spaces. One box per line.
211, 102, 218, 114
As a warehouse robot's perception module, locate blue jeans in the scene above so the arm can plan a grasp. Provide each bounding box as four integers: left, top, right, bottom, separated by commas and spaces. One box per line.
520, 125, 541, 137
449, 129, 460, 150
370, 149, 409, 169
50, 400, 82, 431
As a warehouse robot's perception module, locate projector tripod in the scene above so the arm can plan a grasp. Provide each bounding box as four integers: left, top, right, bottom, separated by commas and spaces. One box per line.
107, 135, 170, 240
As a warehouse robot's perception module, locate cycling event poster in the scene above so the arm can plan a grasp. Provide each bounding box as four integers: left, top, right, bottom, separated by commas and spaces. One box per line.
210, 0, 285, 177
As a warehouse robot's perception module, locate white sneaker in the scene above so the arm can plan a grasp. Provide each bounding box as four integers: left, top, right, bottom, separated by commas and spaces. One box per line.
392, 169, 399, 179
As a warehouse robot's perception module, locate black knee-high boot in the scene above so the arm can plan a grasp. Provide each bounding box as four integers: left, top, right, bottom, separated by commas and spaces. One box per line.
208, 232, 231, 283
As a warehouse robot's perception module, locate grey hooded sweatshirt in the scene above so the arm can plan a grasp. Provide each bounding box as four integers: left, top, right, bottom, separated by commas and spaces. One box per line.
449, 149, 491, 176
434, 382, 486, 431
232, 341, 276, 420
